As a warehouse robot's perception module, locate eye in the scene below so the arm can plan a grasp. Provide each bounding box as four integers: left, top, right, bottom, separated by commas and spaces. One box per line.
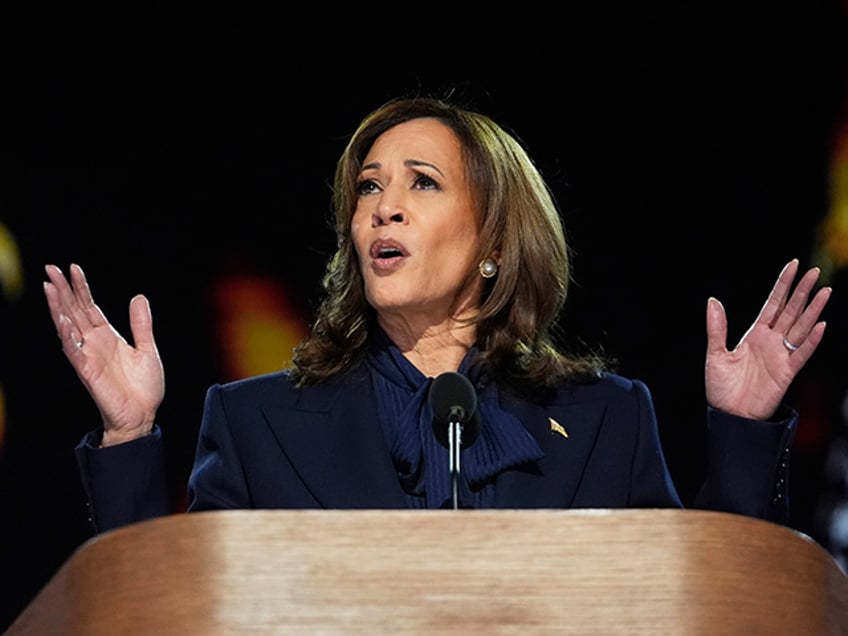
356, 179, 381, 196
412, 172, 440, 191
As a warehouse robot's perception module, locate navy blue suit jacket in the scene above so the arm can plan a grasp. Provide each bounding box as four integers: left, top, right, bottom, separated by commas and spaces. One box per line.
76, 369, 796, 534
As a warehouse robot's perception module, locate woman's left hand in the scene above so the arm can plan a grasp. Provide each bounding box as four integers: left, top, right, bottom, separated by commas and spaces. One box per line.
705, 259, 831, 420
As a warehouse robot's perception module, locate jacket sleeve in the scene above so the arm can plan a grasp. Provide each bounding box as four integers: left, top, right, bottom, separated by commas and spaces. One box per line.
74, 426, 171, 534
692, 405, 797, 523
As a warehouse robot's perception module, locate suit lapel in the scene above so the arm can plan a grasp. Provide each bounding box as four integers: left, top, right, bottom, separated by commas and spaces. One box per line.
260, 374, 607, 510
494, 393, 604, 508
263, 374, 407, 509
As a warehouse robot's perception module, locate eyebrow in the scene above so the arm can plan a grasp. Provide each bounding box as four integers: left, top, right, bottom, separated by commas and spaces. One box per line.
360, 159, 445, 177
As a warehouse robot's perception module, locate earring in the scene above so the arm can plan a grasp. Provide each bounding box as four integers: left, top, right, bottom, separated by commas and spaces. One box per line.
478, 258, 498, 279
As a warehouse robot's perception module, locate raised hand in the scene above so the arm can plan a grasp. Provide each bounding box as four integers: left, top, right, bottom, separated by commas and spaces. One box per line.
43, 264, 165, 446
705, 259, 831, 420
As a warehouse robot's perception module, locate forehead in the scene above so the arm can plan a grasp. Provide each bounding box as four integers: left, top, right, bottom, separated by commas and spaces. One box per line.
364, 117, 462, 165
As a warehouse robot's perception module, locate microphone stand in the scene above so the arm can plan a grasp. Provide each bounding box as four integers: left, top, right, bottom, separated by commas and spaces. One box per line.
448, 416, 463, 510
429, 373, 478, 511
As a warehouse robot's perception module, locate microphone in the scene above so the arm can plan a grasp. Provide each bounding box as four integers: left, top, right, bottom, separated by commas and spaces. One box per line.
428, 372, 480, 509
429, 371, 480, 446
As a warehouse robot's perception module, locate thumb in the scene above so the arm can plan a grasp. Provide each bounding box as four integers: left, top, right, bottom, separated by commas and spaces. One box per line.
706, 297, 728, 355
128, 294, 158, 352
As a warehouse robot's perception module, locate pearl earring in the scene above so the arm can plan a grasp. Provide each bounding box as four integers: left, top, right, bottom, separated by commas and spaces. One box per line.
478, 258, 498, 279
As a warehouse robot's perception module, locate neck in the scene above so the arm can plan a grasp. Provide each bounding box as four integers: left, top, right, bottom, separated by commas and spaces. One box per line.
377, 313, 477, 378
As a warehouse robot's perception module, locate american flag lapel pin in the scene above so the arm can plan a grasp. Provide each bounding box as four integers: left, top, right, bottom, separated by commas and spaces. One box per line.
549, 417, 568, 438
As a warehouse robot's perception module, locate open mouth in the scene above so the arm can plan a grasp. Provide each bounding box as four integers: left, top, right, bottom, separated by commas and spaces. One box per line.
369, 239, 408, 271
377, 247, 404, 259
370, 238, 408, 260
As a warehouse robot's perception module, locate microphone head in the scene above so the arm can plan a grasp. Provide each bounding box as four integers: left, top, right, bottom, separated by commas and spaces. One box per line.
428, 372, 480, 449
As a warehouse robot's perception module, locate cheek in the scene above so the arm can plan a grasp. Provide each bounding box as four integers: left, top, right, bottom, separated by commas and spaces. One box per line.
350, 216, 366, 257
452, 214, 482, 253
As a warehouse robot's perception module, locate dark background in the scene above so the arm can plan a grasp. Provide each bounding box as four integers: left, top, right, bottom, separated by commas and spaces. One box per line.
2, 8, 848, 629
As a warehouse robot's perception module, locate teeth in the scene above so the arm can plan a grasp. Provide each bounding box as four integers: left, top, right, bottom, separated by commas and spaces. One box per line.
379, 248, 402, 258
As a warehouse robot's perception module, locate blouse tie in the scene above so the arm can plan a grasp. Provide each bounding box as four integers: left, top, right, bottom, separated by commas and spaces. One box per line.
368, 329, 543, 509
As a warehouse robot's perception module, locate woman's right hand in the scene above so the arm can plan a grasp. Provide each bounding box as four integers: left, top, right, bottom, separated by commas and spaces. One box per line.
43, 264, 165, 446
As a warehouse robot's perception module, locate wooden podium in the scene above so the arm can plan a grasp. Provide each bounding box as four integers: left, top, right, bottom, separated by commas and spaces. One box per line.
5, 509, 848, 634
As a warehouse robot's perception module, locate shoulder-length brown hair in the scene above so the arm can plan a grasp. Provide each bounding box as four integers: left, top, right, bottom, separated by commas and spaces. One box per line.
290, 96, 606, 394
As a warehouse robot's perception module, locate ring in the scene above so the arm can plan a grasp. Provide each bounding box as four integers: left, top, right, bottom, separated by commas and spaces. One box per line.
782, 336, 800, 352
76, 338, 84, 349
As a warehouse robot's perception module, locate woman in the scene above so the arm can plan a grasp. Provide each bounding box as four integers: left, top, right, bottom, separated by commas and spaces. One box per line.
44, 97, 831, 533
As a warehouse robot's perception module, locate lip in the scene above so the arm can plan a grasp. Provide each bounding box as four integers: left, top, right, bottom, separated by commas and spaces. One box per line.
368, 238, 409, 272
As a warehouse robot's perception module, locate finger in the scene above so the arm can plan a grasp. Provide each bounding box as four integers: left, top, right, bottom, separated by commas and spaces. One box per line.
44, 264, 71, 295
785, 320, 828, 370
43, 268, 83, 349
44, 264, 76, 318
805, 320, 828, 353
44, 264, 108, 352
783, 285, 832, 350
43, 275, 66, 330
772, 266, 822, 335
56, 313, 86, 356
705, 297, 728, 356
69, 263, 109, 329
44, 263, 92, 330
69, 263, 95, 305
755, 259, 799, 328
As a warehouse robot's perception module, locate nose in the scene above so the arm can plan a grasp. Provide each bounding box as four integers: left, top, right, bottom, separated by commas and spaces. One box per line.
372, 191, 407, 227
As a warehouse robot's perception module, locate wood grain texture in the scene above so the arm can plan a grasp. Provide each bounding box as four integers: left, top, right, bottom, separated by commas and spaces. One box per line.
6, 509, 848, 635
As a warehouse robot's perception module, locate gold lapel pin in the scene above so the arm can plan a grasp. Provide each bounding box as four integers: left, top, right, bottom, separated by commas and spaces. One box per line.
549, 417, 568, 439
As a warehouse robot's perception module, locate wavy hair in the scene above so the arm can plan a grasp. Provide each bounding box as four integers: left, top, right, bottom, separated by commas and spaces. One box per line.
290, 96, 606, 394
